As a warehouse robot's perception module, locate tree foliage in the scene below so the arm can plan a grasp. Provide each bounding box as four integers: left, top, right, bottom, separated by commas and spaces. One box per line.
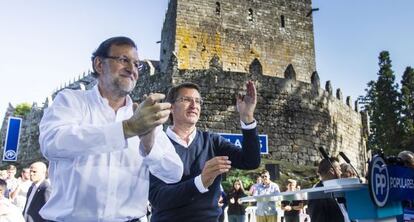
222, 169, 254, 192
363, 51, 403, 155
400, 66, 414, 149
14, 103, 32, 117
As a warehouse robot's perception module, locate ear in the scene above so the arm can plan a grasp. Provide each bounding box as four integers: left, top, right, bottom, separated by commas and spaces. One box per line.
93, 57, 104, 77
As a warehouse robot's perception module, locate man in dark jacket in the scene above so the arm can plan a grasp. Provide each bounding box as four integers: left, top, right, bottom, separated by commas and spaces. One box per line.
307, 157, 347, 222
149, 81, 261, 222
23, 162, 51, 222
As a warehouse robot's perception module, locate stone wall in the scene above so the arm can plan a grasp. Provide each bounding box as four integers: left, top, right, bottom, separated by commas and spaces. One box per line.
160, 0, 316, 83
135, 64, 368, 173
1, 0, 367, 176
0, 63, 367, 174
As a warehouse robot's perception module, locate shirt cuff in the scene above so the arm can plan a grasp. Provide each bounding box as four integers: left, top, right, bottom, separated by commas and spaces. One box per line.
194, 174, 209, 193
240, 120, 257, 129
141, 126, 164, 161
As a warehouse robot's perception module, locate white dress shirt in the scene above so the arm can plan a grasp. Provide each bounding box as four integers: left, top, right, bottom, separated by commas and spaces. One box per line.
0, 197, 25, 222
39, 86, 183, 222
12, 179, 32, 211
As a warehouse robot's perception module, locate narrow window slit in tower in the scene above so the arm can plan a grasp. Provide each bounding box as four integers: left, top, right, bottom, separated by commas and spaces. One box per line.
248, 8, 253, 21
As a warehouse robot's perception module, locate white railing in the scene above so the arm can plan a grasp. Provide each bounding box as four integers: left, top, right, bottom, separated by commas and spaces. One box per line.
244, 206, 311, 222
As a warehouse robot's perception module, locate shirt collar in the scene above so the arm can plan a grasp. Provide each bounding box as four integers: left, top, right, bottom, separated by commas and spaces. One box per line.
33, 179, 45, 188
166, 126, 197, 148
92, 84, 133, 110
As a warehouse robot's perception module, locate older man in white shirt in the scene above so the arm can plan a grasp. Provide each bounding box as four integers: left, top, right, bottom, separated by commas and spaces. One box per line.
39, 36, 183, 222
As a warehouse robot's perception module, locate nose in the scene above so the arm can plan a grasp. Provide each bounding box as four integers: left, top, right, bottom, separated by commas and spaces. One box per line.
188, 99, 197, 108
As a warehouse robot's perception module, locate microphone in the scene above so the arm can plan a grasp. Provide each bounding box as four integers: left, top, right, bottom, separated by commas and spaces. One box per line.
319, 146, 330, 160
318, 146, 340, 179
339, 152, 350, 163
339, 151, 360, 178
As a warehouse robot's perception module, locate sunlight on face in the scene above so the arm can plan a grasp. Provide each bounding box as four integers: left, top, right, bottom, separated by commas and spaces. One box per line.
171, 88, 201, 126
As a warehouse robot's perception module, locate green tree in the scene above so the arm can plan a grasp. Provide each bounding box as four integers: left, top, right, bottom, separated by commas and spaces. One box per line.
400, 66, 414, 149
14, 102, 32, 117
222, 169, 254, 192
364, 51, 402, 154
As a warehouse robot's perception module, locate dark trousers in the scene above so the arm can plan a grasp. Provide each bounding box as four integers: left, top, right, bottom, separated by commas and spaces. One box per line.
284, 214, 300, 222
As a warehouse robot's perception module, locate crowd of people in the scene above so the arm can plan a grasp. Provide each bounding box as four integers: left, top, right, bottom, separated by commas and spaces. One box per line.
0, 36, 413, 222
0, 162, 50, 222
1, 149, 412, 222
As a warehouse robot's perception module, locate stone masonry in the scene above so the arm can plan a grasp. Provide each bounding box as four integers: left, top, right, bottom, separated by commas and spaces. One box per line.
160, 0, 316, 83
1, 0, 368, 175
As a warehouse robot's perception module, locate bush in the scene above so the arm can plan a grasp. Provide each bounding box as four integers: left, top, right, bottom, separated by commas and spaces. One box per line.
14, 103, 31, 117
222, 169, 254, 192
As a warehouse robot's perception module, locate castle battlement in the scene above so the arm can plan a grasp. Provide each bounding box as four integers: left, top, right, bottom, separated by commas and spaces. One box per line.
1, 0, 367, 175
160, 0, 316, 83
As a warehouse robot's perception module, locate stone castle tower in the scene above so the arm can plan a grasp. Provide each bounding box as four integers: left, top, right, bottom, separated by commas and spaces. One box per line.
1, 0, 368, 176
135, 0, 368, 172
160, 0, 316, 83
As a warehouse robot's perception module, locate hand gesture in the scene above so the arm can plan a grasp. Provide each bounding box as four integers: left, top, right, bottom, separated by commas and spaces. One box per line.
236, 80, 257, 123
218, 195, 224, 207
123, 93, 171, 138
201, 156, 232, 188
237, 198, 242, 205
230, 198, 235, 204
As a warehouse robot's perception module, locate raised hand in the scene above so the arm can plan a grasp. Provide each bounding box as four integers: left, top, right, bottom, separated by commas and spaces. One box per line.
123, 93, 171, 138
236, 80, 257, 124
201, 156, 232, 188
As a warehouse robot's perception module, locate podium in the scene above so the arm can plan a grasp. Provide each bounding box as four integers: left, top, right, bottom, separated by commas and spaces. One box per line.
240, 178, 403, 222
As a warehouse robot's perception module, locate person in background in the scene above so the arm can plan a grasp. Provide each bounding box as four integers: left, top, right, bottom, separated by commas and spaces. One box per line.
23, 162, 51, 222
281, 179, 303, 222
248, 174, 262, 196
5, 165, 18, 199
397, 150, 414, 222
307, 157, 348, 222
227, 179, 247, 222
0, 171, 7, 181
10, 167, 32, 211
218, 184, 228, 222
38, 36, 183, 222
254, 170, 280, 222
340, 163, 357, 178
398, 150, 414, 168
0, 179, 24, 222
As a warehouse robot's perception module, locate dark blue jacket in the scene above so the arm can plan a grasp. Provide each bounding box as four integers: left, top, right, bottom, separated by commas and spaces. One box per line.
149, 128, 260, 222
307, 181, 345, 222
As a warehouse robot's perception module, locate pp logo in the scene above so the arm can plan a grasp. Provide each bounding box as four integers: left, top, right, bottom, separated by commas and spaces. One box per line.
4, 150, 16, 160
370, 156, 389, 207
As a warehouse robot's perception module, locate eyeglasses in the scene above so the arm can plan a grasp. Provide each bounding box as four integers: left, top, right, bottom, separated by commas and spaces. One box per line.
175, 96, 204, 105
103, 56, 143, 71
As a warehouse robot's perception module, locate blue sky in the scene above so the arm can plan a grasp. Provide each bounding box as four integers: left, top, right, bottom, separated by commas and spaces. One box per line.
0, 0, 413, 120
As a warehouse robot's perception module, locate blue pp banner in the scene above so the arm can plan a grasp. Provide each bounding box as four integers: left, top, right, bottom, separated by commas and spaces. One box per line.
369, 155, 414, 207
219, 133, 268, 154
2, 117, 22, 162
388, 165, 414, 201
